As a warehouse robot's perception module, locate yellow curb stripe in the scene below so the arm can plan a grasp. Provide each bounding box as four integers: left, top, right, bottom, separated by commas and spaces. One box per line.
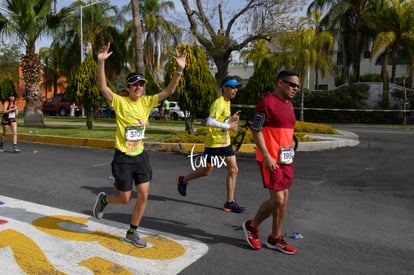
17, 133, 257, 153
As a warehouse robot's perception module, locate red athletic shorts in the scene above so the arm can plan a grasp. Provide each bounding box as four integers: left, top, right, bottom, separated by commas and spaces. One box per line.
257, 161, 294, 191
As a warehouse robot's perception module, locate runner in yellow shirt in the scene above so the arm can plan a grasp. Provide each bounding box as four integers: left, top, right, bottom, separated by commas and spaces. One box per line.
93, 42, 187, 247
176, 76, 245, 213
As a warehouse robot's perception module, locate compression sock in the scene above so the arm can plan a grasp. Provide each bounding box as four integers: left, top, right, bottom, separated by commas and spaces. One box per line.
100, 196, 107, 206
127, 225, 138, 234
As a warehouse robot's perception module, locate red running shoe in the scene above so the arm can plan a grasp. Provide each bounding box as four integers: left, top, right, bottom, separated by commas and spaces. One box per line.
266, 234, 297, 255
242, 220, 261, 250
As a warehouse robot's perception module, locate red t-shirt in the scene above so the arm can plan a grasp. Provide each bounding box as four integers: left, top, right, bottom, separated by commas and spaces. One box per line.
253, 93, 296, 162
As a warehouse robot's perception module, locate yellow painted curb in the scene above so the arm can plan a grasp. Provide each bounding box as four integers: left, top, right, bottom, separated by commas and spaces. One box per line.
18, 134, 114, 149
17, 134, 257, 153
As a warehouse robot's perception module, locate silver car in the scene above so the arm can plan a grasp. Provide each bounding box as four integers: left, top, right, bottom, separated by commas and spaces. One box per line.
149, 101, 187, 120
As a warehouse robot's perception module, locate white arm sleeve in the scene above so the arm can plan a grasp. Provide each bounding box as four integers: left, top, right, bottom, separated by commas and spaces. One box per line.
206, 116, 230, 130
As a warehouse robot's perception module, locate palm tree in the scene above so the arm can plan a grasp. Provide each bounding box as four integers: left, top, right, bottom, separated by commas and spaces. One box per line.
38, 42, 66, 99
52, 1, 126, 90
289, 28, 316, 121
301, 10, 335, 89
141, 0, 180, 78
0, 0, 71, 126
240, 40, 273, 71
307, 0, 376, 84
370, 0, 414, 84
119, 0, 180, 83
131, 0, 145, 74
400, 39, 414, 88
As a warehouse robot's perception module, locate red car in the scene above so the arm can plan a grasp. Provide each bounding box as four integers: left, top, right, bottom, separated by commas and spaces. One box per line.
42, 96, 81, 116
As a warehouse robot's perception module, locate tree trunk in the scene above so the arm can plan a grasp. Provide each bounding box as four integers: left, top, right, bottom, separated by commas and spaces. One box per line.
131, 0, 144, 74
354, 31, 362, 82
315, 67, 319, 90
185, 117, 195, 134
86, 108, 94, 130
390, 43, 400, 84
340, 37, 349, 84
22, 48, 45, 126
381, 49, 390, 108
24, 84, 44, 127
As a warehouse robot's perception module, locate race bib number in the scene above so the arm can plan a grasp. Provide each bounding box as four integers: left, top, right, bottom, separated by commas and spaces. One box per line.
8, 111, 15, 119
125, 126, 145, 156
279, 147, 294, 164
125, 126, 145, 141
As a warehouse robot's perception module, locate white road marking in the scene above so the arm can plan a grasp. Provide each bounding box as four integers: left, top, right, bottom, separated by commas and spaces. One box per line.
0, 195, 208, 275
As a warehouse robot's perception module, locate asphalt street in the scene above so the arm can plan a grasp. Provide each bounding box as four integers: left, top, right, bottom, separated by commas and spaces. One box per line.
0, 125, 413, 274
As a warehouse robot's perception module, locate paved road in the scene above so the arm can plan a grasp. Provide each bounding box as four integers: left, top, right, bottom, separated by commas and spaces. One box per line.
0, 125, 413, 274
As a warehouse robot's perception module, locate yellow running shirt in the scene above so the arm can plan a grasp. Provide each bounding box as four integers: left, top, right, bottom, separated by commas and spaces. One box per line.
205, 96, 231, 148
111, 94, 159, 156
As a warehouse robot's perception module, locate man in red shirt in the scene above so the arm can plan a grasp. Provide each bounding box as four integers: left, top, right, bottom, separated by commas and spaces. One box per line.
242, 70, 300, 255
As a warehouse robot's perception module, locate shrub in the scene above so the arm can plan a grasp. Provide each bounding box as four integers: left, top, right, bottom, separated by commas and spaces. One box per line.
161, 121, 337, 144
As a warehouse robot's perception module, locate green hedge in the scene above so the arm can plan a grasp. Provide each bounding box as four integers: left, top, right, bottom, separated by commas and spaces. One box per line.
293, 83, 408, 124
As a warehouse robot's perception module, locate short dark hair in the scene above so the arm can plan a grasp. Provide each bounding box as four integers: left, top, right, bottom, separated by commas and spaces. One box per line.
264, 86, 275, 93
276, 70, 299, 81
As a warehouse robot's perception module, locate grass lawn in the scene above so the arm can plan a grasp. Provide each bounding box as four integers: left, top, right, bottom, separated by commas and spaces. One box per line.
18, 116, 188, 142
17, 116, 337, 143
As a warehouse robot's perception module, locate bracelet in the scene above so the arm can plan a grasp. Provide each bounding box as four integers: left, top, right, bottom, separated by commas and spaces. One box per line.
175, 71, 183, 75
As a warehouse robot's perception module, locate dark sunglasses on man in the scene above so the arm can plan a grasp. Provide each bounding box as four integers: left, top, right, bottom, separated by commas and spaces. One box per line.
282, 79, 300, 89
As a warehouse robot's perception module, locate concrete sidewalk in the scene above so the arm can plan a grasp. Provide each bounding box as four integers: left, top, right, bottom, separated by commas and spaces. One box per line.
16, 120, 360, 153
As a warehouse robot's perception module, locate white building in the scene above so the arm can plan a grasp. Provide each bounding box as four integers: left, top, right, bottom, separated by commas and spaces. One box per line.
226, 42, 412, 92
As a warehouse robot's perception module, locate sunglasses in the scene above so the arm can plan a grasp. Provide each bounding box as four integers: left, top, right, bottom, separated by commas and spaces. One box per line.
129, 81, 145, 87
282, 80, 300, 89
226, 86, 239, 89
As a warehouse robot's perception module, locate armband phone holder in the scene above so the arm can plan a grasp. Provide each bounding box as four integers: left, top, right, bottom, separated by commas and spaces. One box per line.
251, 112, 265, 132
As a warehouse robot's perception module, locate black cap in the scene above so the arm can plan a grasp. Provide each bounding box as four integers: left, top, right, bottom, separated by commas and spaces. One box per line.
126, 72, 147, 85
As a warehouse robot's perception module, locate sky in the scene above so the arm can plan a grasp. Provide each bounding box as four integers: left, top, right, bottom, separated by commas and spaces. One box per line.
34, 0, 309, 51
36, 0, 131, 49
35, 0, 233, 49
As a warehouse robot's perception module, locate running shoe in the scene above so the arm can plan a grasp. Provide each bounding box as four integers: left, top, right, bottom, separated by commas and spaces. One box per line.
266, 234, 297, 255
242, 220, 261, 250
176, 176, 187, 196
0, 145, 3, 153
223, 200, 245, 213
93, 192, 106, 219
125, 230, 147, 248
13, 147, 20, 153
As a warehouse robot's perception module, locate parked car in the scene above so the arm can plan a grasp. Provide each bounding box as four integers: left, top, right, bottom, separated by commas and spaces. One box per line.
42, 96, 81, 116
149, 101, 187, 120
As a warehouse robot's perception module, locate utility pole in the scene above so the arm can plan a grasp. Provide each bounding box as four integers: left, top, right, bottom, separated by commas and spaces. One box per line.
218, 3, 225, 35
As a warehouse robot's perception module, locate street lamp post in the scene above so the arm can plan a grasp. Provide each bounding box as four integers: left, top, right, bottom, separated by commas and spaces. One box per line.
80, 1, 103, 62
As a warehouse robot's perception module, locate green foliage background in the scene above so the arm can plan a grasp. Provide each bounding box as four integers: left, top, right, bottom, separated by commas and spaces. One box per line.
0, 78, 17, 103
66, 54, 104, 109
164, 44, 217, 120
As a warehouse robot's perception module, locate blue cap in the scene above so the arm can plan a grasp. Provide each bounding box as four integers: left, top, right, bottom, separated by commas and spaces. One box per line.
221, 79, 242, 88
